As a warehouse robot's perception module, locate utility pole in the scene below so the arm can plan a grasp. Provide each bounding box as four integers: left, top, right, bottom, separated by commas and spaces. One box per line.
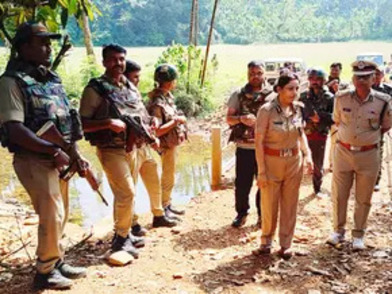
201, 0, 219, 87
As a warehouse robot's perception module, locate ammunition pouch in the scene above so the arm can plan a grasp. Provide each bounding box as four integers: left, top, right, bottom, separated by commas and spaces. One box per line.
228, 124, 255, 143
85, 129, 126, 149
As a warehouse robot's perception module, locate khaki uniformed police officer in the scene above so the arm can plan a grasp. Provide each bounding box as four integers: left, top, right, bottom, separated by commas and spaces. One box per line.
147, 64, 187, 219
255, 74, 313, 259
0, 22, 87, 289
328, 60, 392, 250
79, 44, 149, 258
123, 60, 177, 232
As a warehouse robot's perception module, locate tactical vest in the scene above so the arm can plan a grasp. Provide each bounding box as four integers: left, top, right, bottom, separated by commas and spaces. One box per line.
3, 70, 73, 151
229, 85, 272, 143
299, 87, 334, 137
147, 89, 186, 149
85, 76, 148, 148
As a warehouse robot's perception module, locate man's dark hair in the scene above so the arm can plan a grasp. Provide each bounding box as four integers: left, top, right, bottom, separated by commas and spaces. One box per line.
102, 44, 126, 60
330, 62, 342, 70
248, 60, 265, 69
125, 60, 141, 74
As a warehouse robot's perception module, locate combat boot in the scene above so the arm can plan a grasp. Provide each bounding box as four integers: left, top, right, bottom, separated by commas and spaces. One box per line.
33, 268, 72, 290
111, 234, 139, 259
56, 261, 87, 279
131, 224, 148, 237
153, 216, 177, 228
166, 204, 185, 215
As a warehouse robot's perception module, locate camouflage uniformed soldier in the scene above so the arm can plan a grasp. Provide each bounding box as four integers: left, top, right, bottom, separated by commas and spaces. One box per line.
300, 68, 334, 197
255, 73, 313, 259
372, 66, 392, 191
226, 61, 272, 228
328, 61, 392, 250
326, 62, 350, 95
0, 22, 87, 289
79, 44, 152, 259
147, 64, 187, 219
123, 60, 177, 233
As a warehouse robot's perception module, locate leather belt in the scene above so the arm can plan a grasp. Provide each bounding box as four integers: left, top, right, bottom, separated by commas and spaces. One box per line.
264, 146, 299, 157
338, 141, 378, 152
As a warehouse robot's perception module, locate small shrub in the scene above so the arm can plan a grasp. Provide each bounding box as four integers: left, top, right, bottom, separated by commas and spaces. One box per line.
154, 43, 217, 117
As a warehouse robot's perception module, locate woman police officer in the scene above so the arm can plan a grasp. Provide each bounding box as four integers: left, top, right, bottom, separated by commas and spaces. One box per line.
254, 73, 313, 259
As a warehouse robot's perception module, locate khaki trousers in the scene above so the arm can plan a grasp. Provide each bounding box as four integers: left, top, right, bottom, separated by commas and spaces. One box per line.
260, 154, 303, 248
331, 144, 379, 238
96, 148, 136, 238
328, 125, 338, 169
131, 146, 164, 224
13, 154, 68, 274
160, 147, 177, 207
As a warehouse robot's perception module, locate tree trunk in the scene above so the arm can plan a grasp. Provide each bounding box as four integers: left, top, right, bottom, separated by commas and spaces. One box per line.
81, 11, 95, 61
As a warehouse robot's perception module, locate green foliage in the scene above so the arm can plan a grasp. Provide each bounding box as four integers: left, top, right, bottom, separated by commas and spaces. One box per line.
154, 43, 216, 117
56, 55, 101, 105
0, 0, 100, 44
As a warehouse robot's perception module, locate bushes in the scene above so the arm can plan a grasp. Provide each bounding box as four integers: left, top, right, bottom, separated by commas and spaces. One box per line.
154, 43, 217, 117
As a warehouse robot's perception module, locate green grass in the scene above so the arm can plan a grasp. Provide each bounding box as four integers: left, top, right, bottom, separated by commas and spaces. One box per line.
1, 41, 391, 106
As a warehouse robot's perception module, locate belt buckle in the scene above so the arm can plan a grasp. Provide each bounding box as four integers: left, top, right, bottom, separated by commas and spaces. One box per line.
280, 148, 292, 157
349, 145, 361, 151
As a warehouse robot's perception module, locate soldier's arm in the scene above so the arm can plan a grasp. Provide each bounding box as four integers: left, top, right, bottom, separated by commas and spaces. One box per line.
79, 86, 126, 133
151, 106, 178, 138
226, 91, 242, 126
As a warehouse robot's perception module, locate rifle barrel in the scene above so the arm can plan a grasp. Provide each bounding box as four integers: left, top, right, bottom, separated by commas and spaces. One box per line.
96, 189, 109, 206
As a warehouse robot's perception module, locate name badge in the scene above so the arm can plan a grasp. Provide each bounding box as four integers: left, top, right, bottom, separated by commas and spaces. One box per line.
343, 108, 351, 112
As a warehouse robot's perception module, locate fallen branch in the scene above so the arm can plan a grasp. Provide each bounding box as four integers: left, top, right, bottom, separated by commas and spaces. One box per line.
14, 213, 33, 262
66, 228, 93, 253
0, 240, 32, 263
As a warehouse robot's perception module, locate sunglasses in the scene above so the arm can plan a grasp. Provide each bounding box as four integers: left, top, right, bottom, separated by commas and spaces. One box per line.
355, 74, 373, 80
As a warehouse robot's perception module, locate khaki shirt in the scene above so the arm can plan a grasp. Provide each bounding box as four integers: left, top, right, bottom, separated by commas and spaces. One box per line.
256, 97, 303, 150
333, 89, 392, 146
0, 77, 25, 123
227, 88, 254, 150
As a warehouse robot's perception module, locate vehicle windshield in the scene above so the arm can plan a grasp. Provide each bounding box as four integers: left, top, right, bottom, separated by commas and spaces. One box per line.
356, 55, 383, 66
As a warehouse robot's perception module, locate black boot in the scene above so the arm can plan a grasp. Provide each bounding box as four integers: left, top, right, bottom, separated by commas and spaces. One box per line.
129, 234, 145, 248
231, 213, 248, 228
164, 206, 182, 221
56, 261, 87, 279
33, 268, 72, 290
166, 204, 185, 215
152, 216, 177, 228
111, 234, 139, 259
131, 224, 148, 237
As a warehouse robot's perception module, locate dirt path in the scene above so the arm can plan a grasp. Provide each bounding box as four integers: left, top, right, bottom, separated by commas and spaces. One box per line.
1, 160, 392, 294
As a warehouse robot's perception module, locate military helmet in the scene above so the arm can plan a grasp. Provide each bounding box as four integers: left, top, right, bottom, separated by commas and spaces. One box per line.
307, 67, 327, 79
154, 64, 178, 83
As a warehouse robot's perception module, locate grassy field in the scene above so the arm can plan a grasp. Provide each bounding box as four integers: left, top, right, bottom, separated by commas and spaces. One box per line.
1, 41, 391, 105
64, 41, 392, 103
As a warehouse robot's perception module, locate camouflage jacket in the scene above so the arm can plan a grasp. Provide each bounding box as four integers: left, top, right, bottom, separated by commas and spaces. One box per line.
299, 86, 334, 137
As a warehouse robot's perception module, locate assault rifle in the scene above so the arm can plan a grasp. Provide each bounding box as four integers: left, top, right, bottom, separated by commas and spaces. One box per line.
36, 120, 109, 206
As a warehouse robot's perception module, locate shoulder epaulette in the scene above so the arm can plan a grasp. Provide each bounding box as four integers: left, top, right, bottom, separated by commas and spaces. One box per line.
335, 89, 352, 99
373, 90, 391, 103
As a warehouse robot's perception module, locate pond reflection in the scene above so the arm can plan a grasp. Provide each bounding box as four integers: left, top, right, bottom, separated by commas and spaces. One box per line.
0, 134, 234, 228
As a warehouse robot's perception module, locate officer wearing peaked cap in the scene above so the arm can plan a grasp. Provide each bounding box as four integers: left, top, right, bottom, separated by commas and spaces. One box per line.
327, 60, 392, 250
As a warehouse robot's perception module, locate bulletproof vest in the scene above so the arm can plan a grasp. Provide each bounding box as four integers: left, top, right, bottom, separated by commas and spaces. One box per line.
148, 89, 186, 149
229, 84, 272, 143
300, 87, 334, 136
2, 68, 73, 151
86, 76, 147, 148
373, 83, 392, 97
